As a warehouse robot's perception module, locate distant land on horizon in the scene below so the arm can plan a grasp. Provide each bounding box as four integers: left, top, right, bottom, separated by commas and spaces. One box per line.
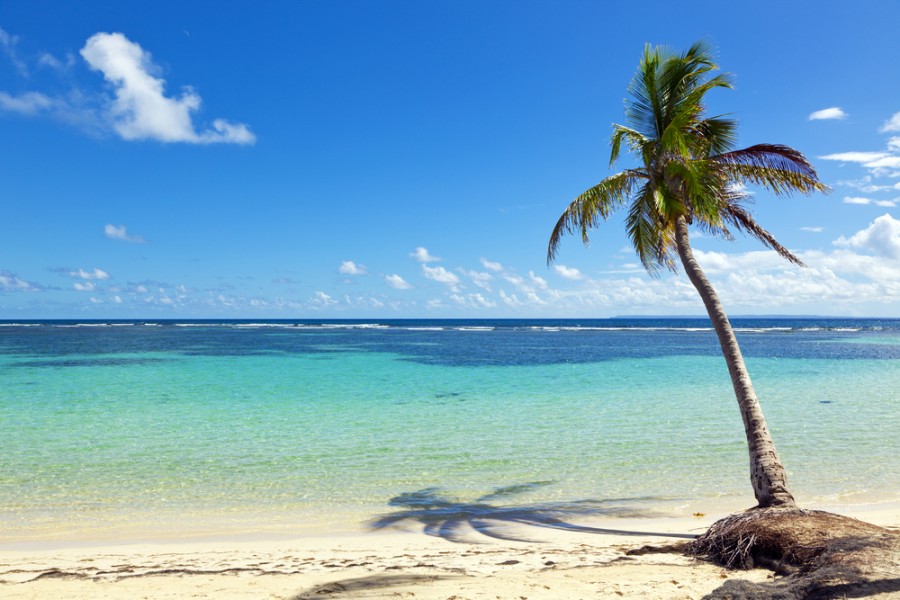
614, 314, 845, 320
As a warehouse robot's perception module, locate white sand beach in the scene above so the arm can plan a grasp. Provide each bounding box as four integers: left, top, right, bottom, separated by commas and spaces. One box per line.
2, 507, 897, 599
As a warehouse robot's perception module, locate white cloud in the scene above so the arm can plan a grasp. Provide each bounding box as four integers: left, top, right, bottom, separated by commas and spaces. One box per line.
880, 112, 900, 133
889, 137, 900, 152
0, 26, 27, 76
809, 107, 847, 121
73, 281, 96, 291
460, 269, 493, 290
311, 291, 337, 307
834, 213, 900, 258
37, 51, 75, 71
839, 177, 900, 193
692, 249, 791, 274
498, 289, 522, 307
820, 151, 890, 164
410, 246, 440, 262
860, 156, 900, 170
112, 295, 123, 303
0, 270, 41, 292
843, 196, 897, 207
80, 32, 255, 144
503, 274, 526, 290
554, 264, 583, 280
70, 267, 110, 280
104, 223, 146, 243
422, 264, 461, 290
500, 272, 548, 299
528, 271, 548, 290
339, 260, 366, 275
0, 91, 57, 115
385, 274, 412, 290
450, 293, 496, 308
480, 258, 503, 272
801, 226, 824, 233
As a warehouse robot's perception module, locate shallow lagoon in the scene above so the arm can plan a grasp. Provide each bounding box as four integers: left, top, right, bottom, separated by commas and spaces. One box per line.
1, 318, 898, 541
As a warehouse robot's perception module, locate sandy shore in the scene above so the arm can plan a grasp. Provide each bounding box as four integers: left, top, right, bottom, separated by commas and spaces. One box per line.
2, 507, 897, 599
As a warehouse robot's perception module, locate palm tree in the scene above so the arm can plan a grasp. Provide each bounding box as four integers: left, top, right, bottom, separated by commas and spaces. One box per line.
548, 42, 827, 509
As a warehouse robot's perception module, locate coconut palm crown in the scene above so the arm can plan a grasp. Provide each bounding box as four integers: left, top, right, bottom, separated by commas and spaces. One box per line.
548, 42, 827, 508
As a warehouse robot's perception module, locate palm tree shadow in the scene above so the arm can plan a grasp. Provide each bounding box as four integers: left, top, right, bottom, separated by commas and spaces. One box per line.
369, 482, 697, 544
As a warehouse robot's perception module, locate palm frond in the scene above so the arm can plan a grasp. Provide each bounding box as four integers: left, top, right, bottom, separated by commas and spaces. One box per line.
723, 203, 805, 266
626, 45, 664, 138
694, 218, 735, 241
660, 105, 701, 159
695, 115, 737, 156
547, 170, 644, 263
625, 185, 669, 275
712, 144, 830, 195
610, 124, 649, 167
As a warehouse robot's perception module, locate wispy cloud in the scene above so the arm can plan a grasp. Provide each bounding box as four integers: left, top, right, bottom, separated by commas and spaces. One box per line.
809, 107, 847, 121
824, 151, 900, 181
0, 270, 42, 292
37, 51, 75, 72
480, 258, 503, 272
450, 292, 496, 309
0, 91, 57, 115
528, 271, 548, 290
104, 224, 146, 243
410, 246, 440, 263
422, 264, 461, 290
554, 264, 583, 280
385, 274, 412, 290
843, 196, 896, 207
69, 267, 110, 281
0, 26, 27, 76
838, 176, 900, 193
820, 151, 890, 164
339, 260, 366, 275
460, 269, 493, 290
73, 281, 96, 292
80, 33, 255, 144
801, 226, 824, 233
310, 291, 337, 307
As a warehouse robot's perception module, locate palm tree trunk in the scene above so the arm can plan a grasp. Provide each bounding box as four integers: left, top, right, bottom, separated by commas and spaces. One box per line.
674, 216, 796, 508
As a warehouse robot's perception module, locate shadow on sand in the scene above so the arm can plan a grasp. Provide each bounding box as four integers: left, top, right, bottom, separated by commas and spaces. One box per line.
369, 482, 697, 544
290, 574, 459, 600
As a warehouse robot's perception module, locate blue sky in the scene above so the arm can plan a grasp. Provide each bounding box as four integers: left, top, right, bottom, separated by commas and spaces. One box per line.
2, 1, 900, 318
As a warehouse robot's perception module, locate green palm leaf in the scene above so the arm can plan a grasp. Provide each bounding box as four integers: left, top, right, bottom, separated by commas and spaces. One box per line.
547, 170, 644, 263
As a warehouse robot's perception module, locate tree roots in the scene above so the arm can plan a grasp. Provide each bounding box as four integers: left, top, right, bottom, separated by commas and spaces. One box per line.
689, 507, 900, 599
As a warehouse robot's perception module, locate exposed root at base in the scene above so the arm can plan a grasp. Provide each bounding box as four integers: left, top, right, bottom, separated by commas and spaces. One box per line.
689, 508, 900, 600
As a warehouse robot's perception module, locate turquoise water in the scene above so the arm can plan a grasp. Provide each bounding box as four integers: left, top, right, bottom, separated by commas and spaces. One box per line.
1, 319, 898, 542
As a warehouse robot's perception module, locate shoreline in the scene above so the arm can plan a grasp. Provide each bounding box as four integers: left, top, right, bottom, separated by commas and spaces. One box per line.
4, 497, 898, 551
2, 506, 897, 599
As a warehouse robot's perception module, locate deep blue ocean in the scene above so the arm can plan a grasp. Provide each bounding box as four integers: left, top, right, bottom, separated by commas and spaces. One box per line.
1, 318, 898, 542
